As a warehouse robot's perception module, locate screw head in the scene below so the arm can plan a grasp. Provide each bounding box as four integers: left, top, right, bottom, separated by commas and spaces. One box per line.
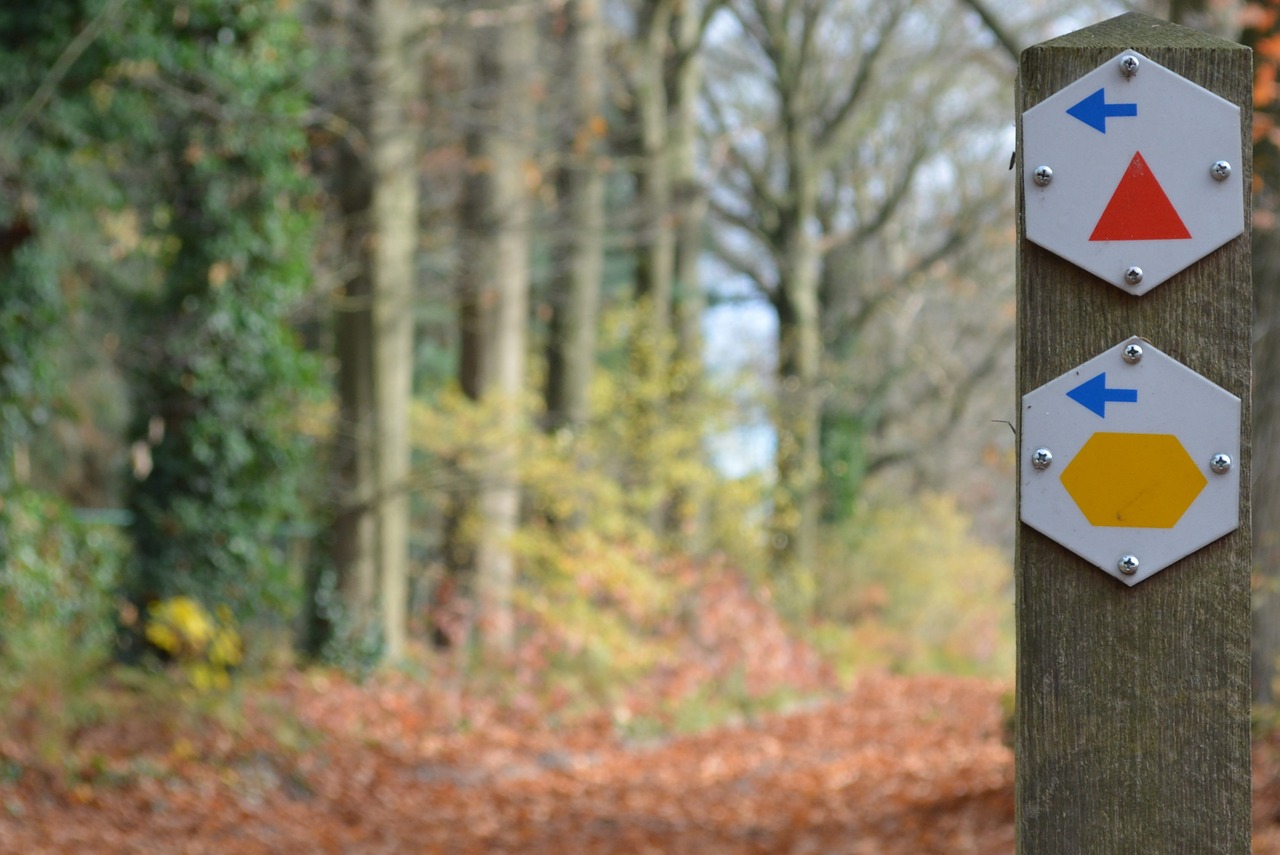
1031, 448, 1053, 470
1210, 453, 1233, 474
1122, 343, 1144, 364
1119, 554, 1140, 575
1033, 165, 1053, 187
1120, 55, 1140, 77
1124, 266, 1143, 285
1211, 160, 1232, 181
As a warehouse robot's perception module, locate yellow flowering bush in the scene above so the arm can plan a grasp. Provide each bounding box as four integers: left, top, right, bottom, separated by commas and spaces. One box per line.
145, 596, 243, 692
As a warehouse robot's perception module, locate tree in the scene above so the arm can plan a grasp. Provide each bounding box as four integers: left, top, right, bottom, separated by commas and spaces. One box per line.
455, 1, 536, 654
667, 0, 719, 548
365, 0, 419, 662
544, 0, 607, 437
611, 1, 724, 538
702, 0, 1058, 589
0, 0, 106, 497
320, 0, 419, 661
116, 0, 322, 625
705, 0, 915, 581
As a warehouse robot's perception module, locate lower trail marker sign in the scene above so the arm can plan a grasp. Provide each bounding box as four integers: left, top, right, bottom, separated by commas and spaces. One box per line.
1020, 335, 1240, 586
1015, 13, 1251, 855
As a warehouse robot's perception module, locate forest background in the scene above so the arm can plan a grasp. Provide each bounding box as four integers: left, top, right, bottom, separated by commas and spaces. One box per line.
7, 0, 1280, 771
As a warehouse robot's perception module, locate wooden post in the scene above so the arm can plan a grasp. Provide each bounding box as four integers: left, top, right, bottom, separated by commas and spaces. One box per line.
1016, 13, 1252, 854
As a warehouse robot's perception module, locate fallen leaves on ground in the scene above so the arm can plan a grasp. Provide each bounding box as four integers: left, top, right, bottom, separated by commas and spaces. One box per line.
7, 670, 1280, 853
0, 671, 1015, 855
7, 555, 1280, 854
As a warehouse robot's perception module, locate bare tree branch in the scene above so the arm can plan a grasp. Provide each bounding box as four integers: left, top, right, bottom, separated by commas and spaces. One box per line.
817, 142, 931, 255
705, 222, 773, 295
671, 0, 732, 79
813, 2, 908, 162
3, 0, 127, 141
954, 0, 1022, 63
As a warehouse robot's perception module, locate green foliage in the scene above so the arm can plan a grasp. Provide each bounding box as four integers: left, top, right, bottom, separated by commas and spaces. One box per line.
0, 0, 118, 491
0, 245, 61, 487
812, 491, 1014, 678
301, 560, 387, 677
819, 408, 868, 524
107, 0, 324, 623
0, 0, 323, 629
0, 488, 125, 767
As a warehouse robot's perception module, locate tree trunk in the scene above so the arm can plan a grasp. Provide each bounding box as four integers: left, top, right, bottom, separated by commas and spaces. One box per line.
332, 148, 378, 643
329, 0, 417, 661
629, 0, 676, 531
667, 0, 709, 551
367, 0, 419, 662
635, 1, 676, 333
770, 204, 822, 587
458, 4, 534, 656
545, 0, 605, 436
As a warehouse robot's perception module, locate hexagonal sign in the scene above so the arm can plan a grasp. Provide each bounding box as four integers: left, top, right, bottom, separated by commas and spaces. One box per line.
1021, 336, 1240, 585
1022, 50, 1244, 295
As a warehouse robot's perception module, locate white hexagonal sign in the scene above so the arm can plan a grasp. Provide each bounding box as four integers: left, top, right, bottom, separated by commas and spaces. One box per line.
1020, 336, 1240, 586
1022, 50, 1244, 295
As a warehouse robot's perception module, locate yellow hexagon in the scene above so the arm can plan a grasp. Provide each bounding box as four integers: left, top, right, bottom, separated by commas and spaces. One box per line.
1060, 432, 1206, 528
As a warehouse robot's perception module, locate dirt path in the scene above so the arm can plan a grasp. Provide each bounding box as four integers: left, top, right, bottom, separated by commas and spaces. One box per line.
7, 672, 1280, 854
0, 674, 1012, 854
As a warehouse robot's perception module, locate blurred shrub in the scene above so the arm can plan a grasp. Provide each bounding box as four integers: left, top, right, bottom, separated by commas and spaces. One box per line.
813, 491, 1014, 678
145, 596, 243, 693
411, 305, 773, 699
0, 488, 125, 764
413, 386, 676, 698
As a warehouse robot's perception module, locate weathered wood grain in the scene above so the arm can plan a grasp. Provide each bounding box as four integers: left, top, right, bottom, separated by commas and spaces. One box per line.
1015, 13, 1252, 854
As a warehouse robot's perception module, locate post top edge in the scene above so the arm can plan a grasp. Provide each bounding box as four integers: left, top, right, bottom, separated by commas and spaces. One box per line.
1022, 11, 1250, 57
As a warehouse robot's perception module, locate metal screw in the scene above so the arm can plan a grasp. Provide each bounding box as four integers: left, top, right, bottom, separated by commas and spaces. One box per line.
1211, 453, 1233, 474
1122, 343, 1144, 364
1031, 448, 1053, 470
1211, 160, 1232, 181
1120, 55, 1140, 77
1124, 266, 1143, 285
1119, 554, 1140, 575
1033, 165, 1053, 187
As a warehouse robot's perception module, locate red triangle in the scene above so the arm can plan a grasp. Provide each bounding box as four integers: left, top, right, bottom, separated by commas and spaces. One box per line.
1089, 151, 1191, 241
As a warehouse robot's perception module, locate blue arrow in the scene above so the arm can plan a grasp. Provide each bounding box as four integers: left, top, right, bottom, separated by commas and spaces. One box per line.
1067, 372, 1138, 417
1066, 88, 1138, 133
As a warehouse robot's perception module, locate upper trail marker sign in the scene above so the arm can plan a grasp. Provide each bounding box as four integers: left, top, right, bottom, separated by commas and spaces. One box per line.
1022, 49, 1243, 294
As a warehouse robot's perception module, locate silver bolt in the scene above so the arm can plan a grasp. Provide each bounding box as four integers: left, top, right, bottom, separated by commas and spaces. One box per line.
1031, 448, 1053, 470
1124, 266, 1143, 285
1122, 343, 1144, 364
1211, 160, 1232, 181
1119, 554, 1140, 575
1120, 55, 1140, 77
1210, 453, 1233, 474
1033, 165, 1054, 187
